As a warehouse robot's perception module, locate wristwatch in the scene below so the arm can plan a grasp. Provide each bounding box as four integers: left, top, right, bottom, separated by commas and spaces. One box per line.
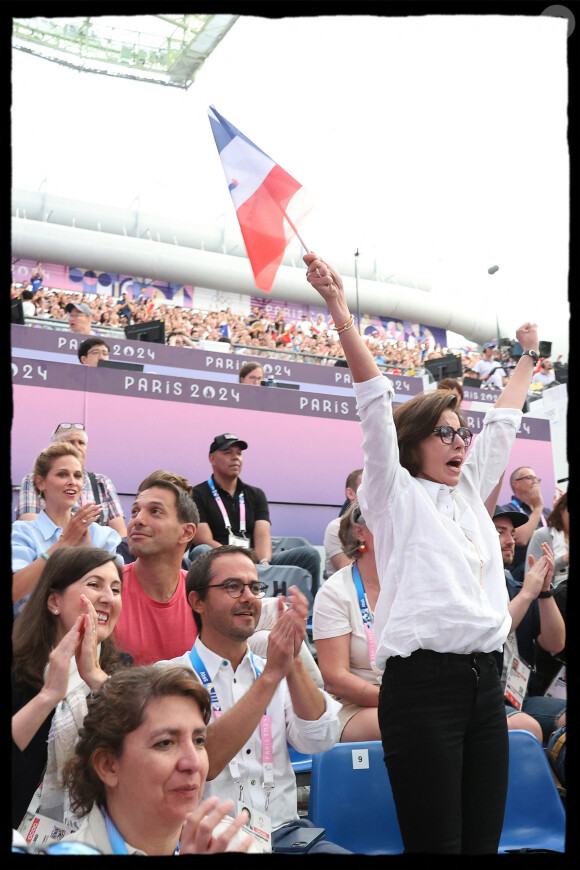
538, 587, 555, 599
521, 349, 539, 364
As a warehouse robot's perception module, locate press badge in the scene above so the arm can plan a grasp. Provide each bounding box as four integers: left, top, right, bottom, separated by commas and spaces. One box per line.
504, 647, 531, 710
238, 802, 272, 851
228, 533, 250, 548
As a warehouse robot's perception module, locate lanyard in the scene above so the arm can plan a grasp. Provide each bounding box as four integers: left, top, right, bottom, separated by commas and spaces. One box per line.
351, 561, 376, 664
207, 477, 246, 535
101, 806, 180, 855
510, 498, 546, 527
189, 645, 274, 806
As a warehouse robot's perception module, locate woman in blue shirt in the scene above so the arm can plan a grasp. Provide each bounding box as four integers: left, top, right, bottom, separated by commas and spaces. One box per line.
12, 442, 121, 613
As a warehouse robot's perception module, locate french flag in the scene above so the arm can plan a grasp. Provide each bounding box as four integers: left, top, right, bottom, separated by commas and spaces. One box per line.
208, 106, 311, 293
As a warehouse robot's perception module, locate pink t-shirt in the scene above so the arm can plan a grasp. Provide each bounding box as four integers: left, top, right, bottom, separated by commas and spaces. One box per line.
113, 563, 198, 666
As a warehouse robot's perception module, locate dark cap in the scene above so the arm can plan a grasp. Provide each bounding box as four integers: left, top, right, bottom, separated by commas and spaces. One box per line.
209, 433, 248, 454
492, 505, 528, 528
65, 302, 92, 315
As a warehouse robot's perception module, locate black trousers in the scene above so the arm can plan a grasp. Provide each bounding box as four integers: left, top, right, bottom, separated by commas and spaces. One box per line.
378, 649, 509, 854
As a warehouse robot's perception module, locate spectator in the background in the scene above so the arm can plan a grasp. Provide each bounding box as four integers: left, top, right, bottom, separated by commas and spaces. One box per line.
21, 289, 36, 317
238, 362, 264, 385
532, 358, 556, 388
473, 343, 497, 381
30, 262, 44, 293
500, 467, 551, 578
167, 332, 195, 348
78, 338, 111, 367
438, 378, 464, 407
65, 302, 98, 336
324, 468, 362, 577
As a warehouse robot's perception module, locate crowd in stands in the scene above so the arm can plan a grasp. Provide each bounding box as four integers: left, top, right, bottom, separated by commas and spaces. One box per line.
12, 264, 567, 854
11, 278, 545, 379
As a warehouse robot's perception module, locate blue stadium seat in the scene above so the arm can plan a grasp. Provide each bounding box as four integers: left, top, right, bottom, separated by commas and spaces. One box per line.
308, 732, 566, 854
288, 745, 312, 774
308, 740, 403, 854
498, 729, 566, 854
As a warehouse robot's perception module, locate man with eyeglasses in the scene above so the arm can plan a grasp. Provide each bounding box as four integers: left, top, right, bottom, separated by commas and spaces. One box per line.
500, 467, 551, 577
78, 338, 111, 367
113, 474, 323, 679
156, 545, 347, 854
15, 423, 126, 537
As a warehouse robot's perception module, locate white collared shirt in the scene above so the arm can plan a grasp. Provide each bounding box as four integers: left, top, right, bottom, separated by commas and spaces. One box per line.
354, 375, 517, 669
160, 637, 340, 830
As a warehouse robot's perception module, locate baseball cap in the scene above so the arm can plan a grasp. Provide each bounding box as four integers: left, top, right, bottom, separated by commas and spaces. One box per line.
492, 505, 528, 528
209, 433, 248, 454
483, 342, 496, 349
65, 302, 92, 316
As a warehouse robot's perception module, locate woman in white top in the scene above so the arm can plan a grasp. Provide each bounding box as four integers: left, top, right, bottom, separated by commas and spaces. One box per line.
304, 252, 540, 855
313, 502, 382, 741
61, 666, 254, 855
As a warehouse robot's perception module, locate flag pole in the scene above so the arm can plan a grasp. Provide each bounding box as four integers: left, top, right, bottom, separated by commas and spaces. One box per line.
281, 208, 310, 253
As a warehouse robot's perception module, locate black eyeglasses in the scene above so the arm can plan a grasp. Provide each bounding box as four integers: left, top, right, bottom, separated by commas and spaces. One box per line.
515, 475, 541, 484
433, 425, 473, 446
206, 580, 269, 599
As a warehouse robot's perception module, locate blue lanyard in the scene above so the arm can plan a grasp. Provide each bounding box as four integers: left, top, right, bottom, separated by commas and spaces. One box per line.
351, 561, 376, 663
101, 806, 180, 855
510, 498, 527, 514
189, 644, 264, 705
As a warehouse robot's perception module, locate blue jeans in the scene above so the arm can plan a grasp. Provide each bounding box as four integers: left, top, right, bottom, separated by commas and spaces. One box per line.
379, 649, 509, 854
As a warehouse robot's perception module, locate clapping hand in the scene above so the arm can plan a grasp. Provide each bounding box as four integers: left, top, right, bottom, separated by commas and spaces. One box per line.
180, 797, 253, 854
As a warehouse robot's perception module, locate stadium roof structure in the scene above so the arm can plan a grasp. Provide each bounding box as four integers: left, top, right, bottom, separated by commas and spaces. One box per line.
12, 14, 239, 89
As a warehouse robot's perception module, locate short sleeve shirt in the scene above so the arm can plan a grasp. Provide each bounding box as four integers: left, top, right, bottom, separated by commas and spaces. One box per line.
192, 477, 270, 547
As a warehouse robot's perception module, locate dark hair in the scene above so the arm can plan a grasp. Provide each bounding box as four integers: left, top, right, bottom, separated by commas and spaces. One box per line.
63, 666, 211, 817
78, 337, 110, 362
185, 546, 258, 632
345, 468, 363, 492
32, 442, 84, 496
134, 476, 199, 525
138, 470, 194, 500
393, 389, 466, 477
239, 362, 264, 382
437, 378, 464, 402
547, 491, 568, 531
12, 547, 124, 690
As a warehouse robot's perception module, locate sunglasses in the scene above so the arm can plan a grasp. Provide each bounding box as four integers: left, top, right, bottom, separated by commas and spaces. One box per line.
55, 423, 86, 432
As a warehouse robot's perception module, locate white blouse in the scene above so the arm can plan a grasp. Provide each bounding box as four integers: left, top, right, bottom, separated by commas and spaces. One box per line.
353, 375, 519, 670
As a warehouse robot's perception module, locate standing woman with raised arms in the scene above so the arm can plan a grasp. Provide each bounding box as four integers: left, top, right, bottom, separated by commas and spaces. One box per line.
304, 252, 541, 854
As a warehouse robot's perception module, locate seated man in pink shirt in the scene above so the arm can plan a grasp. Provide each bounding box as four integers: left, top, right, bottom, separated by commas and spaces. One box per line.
113, 475, 199, 665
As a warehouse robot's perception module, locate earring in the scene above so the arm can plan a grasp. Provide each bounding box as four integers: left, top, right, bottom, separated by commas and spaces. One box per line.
357, 542, 367, 553
53, 610, 59, 615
